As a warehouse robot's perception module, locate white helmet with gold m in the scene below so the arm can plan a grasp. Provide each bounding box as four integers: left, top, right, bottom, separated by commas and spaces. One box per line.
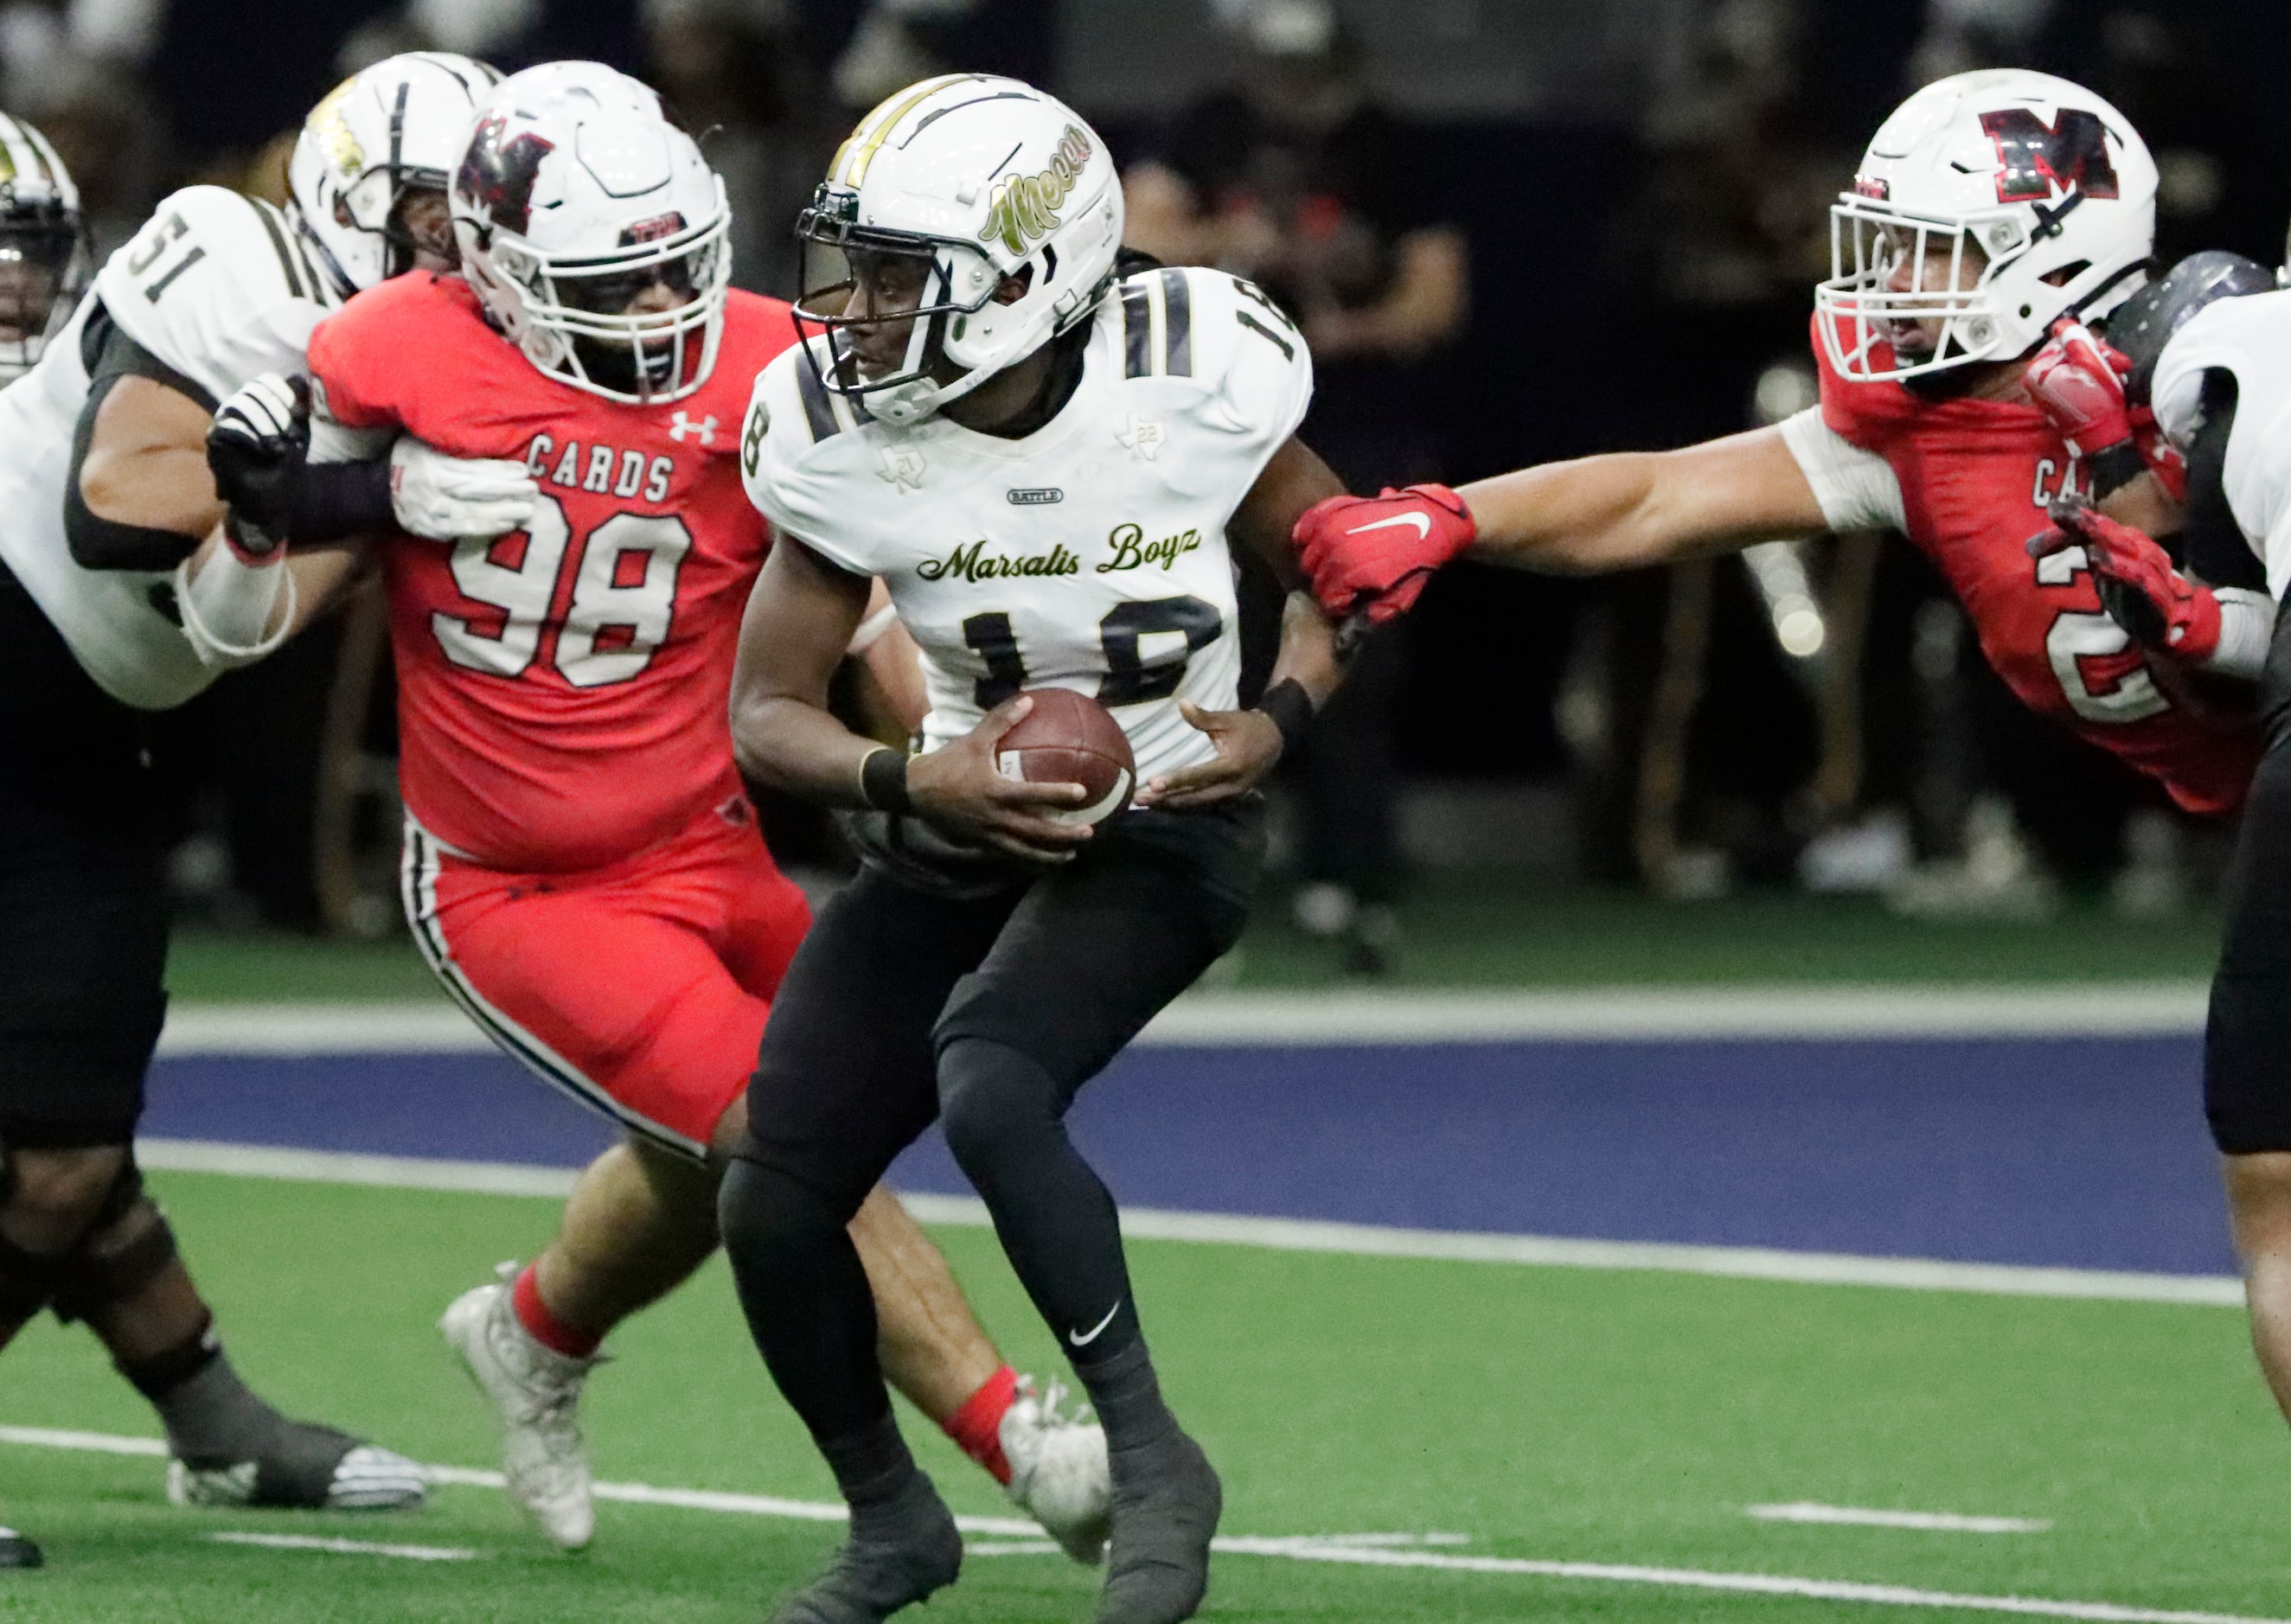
289, 51, 502, 297
797, 74, 1123, 426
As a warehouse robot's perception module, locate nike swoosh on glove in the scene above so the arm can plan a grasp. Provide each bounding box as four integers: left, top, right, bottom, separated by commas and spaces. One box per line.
389, 437, 540, 540
2025, 495, 2219, 662
1293, 484, 1476, 625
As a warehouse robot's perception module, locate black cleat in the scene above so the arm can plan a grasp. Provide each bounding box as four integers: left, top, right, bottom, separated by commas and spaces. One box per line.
1095, 1429, 1221, 1624
771, 1473, 963, 1624
0, 1527, 42, 1569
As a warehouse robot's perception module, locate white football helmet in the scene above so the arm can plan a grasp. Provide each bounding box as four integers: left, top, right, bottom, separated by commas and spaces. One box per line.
1816, 69, 2158, 383
796, 74, 1123, 427
289, 52, 502, 298
0, 112, 88, 381
451, 62, 730, 405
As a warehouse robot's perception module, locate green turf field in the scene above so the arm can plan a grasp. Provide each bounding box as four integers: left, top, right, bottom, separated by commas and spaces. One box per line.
3, 1169, 2287, 1622
163, 882, 2229, 1002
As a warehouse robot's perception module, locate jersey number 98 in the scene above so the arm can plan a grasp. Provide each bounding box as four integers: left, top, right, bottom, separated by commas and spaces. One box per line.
432, 494, 692, 688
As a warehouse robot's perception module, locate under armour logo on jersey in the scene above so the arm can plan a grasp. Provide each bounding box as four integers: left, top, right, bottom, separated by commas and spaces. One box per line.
669, 412, 717, 444
1117, 413, 1165, 463
879, 445, 927, 493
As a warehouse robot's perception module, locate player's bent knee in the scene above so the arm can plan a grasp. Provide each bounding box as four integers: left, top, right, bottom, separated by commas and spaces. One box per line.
0, 1143, 131, 1251
43, 1160, 181, 1325
935, 1038, 1060, 1173
717, 1157, 849, 1257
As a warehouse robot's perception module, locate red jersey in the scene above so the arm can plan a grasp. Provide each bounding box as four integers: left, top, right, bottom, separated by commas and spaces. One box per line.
1811, 315, 2259, 817
307, 275, 799, 871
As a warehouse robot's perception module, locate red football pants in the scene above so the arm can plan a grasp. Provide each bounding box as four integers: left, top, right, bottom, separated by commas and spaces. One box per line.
400, 802, 811, 1158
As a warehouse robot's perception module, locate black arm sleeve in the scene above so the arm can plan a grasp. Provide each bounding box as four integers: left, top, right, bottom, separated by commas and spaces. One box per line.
284, 458, 393, 545
2179, 368, 2268, 592
62, 299, 219, 572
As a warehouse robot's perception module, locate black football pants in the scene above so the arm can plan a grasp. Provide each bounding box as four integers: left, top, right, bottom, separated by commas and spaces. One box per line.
2210, 589, 2291, 1154
0, 562, 167, 1148
720, 802, 1259, 1445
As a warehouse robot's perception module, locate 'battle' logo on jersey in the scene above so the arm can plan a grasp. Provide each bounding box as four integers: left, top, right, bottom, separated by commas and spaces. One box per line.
1977, 108, 2119, 204
457, 114, 555, 236
978, 125, 1094, 257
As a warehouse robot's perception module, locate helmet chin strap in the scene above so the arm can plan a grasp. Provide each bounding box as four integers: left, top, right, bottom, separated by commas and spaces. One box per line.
290, 206, 359, 303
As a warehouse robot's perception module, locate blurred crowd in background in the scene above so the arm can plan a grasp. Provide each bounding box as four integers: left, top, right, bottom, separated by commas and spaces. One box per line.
23, 0, 2291, 968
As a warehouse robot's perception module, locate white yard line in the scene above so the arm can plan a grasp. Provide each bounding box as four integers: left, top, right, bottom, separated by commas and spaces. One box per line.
1748, 1502, 2052, 1534
208, 1531, 478, 1561
5, 1428, 2270, 1624
131, 1140, 2248, 1308
156, 983, 2213, 1056
1212, 1540, 2288, 1624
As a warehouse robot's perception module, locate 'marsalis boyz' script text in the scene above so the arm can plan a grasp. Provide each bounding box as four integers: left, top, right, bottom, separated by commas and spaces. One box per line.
917, 540, 1082, 583
915, 523, 1205, 584
1098, 523, 1202, 572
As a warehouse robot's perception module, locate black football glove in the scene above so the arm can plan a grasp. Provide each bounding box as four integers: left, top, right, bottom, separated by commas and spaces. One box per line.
205, 372, 310, 554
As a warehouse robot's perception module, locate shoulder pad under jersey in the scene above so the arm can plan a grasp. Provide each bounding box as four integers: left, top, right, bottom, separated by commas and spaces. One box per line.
2105, 250, 2277, 407
94, 187, 329, 406
1112, 266, 1314, 448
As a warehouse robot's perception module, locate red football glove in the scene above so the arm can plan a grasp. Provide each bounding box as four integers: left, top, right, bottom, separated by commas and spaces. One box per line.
1294, 484, 1477, 625
2022, 319, 2134, 457
2026, 495, 2219, 662
2021, 318, 2189, 502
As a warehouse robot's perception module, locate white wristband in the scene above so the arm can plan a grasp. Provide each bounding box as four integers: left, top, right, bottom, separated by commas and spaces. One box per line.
175, 544, 297, 668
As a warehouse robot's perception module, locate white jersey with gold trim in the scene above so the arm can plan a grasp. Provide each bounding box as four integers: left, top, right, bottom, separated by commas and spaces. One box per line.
0, 185, 331, 709
743, 265, 1313, 780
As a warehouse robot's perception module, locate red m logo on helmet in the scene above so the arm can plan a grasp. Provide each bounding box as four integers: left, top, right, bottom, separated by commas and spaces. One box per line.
1978, 108, 2120, 204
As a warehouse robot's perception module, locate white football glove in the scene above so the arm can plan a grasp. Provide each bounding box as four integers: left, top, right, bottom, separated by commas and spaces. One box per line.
388, 437, 538, 540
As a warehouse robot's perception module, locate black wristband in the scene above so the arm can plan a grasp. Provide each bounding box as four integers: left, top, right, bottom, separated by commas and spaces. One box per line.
860, 745, 912, 813
1255, 678, 1315, 754
2084, 439, 2149, 502
286, 459, 395, 544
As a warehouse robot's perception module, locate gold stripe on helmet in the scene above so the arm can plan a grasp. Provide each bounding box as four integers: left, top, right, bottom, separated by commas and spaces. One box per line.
831, 74, 976, 192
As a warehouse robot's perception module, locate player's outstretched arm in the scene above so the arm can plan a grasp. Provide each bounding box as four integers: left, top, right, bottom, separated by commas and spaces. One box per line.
730, 537, 1091, 860
1140, 434, 1347, 809
1295, 425, 1828, 625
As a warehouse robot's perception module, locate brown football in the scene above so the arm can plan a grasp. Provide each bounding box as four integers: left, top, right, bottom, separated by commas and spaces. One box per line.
995, 687, 1136, 826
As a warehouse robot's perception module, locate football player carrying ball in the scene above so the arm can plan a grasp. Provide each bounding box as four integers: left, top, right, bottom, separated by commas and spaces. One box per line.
722, 74, 1349, 1624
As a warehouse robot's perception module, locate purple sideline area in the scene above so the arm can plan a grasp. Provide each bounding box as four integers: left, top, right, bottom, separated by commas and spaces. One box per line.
144, 1033, 2236, 1276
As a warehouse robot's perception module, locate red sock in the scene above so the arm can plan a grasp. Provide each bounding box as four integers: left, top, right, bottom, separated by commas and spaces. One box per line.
511, 1264, 602, 1360
944, 1365, 1019, 1485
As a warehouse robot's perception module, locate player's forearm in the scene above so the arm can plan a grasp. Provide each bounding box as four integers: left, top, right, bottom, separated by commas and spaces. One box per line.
1267, 591, 1343, 709
1462, 435, 1819, 575
1459, 455, 1711, 574
731, 693, 883, 809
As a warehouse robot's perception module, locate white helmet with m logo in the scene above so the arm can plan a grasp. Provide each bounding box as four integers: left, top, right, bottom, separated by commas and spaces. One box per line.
1817, 69, 2158, 383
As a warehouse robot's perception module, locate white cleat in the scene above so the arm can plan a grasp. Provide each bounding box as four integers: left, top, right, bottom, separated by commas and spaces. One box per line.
438, 1265, 598, 1551
1001, 1375, 1111, 1565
